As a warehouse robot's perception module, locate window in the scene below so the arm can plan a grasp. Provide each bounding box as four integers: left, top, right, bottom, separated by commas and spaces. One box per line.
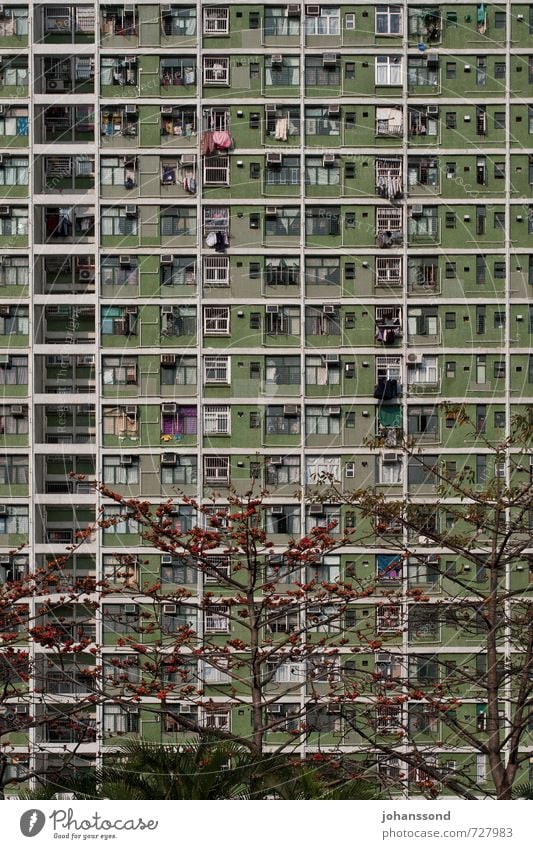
377, 554, 402, 583
476, 56, 486, 86
494, 61, 505, 79
445, 112, 456, 129
203, 405, 230, 435
265, 506, 301, 535
101, 507, 138, 536
408, 406, 438, 438
0, 405, 28, 436
305, 206, 339, 237
266, 56, 299, 87
161, 6, 197, 36
266, 456, 300, 486
264, 6, 300, 37
305, 355, 340, 386
445, 264, 456, 281
494, 111, 505, 130
0, 156, 28, 187
101, 206, 137, 237
203, 306, 229, 335
408, 56, 437, 86
305, 456, 340, 485
102, 357, 137, 386
305, 56, 339, 88
161, 456, 197, 486
0, 306, 28, 336
446, 62, 456, 79
265, 258, 300, 286
377, 605, 401, 634
305, 156, 339, 187
305, 6, 340, 36
161, 355, 197, 387
103, 456, 139, 486
409, 606, 439, 640
305, 107, 340, 138
203, 6, 229, 35
494, 211, 505, 230
265, 405, 300, 435
0, 206, 28, 236
306, 406, 340, 436
378, 454, 402, 484
375, 5, 402, 35
408, 206, 438, 238
0, 256, 28, 287
376, 55, 403, 86
204, 456, 230, 484
203, 355, 229, 384
265, 356, 300, 385
494, 360, 505, 379
266, 155, 300, 187
101, 256, 138, 288
407, 355, 438, 385
494, 11, 505, 28
408, 455, 437, 486
0, 355, 28, 386
265, 206, 300, 237
305, 257, 340, 288
161, 206, 197, 237
0, 456, 28, 486
305, 306, 340, 336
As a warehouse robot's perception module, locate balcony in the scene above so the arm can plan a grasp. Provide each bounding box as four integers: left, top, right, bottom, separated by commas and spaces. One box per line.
38, 206, 95, 245
37, 306, 95, 345
38, 5, 95, 43
40, 105, 94, 145
37, 56, 95, 96
38, 155, 95, 194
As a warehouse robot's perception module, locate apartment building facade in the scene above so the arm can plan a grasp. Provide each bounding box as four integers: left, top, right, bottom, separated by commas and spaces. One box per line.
0, 1, 532, 796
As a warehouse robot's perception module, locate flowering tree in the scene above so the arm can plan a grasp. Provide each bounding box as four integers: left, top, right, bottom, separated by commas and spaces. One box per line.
0, 543, 103, 798
94, 485, 377, 764
308, 408, 533, 800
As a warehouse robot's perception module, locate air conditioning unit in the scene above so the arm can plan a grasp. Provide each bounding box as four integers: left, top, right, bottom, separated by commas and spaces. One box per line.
161, 555, 173, 565
309, 503, 324, 515
0, 505, 8, 515
382, 452, 402, 463
10, 405, 23, 416
0, 206, 10, 216
323, 304, 336, 314
323, 154, 336, 166
271, 506, 284, 515
180, 153, 195, 165
120, 455, 133, 466
426, 555, 440, 565
345, 462, 355, 478
269, 456, 283, 465
125, 306, 137, 315
0, 556, 10, 566
265, 104, 278, 115
266, 152, 283, 166
124, 104, 137, 115
125, 406, 137, 416
161, 354, 176, 365
266, 304, 279, 313
324, 353, 339, 363
78, 268, 94, 282
161, 254, 173, 265
162, 403, 177, 415
124, 604, 136, 613
306, 5, 320, 15
426, 52, 438, 66
328, 104, 340, 116
326, 406, 341, 416
48, 80, 67, 92
161, 5, 172, 13
265, 206, 279, 217
283, 405, 298, 416
427, 105, 439, 116
286, 4, 301, 16
78, 355, 94, 366
271, 54, 283, 66
268, 703, 282, 712
411, 204, 424, 216
161, 453, 177, 465
406, 352, 424, 365
119, 255, 132, 266
0, 106, 4, 115
125, 205, 137, 216
322, 53, 338, 66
